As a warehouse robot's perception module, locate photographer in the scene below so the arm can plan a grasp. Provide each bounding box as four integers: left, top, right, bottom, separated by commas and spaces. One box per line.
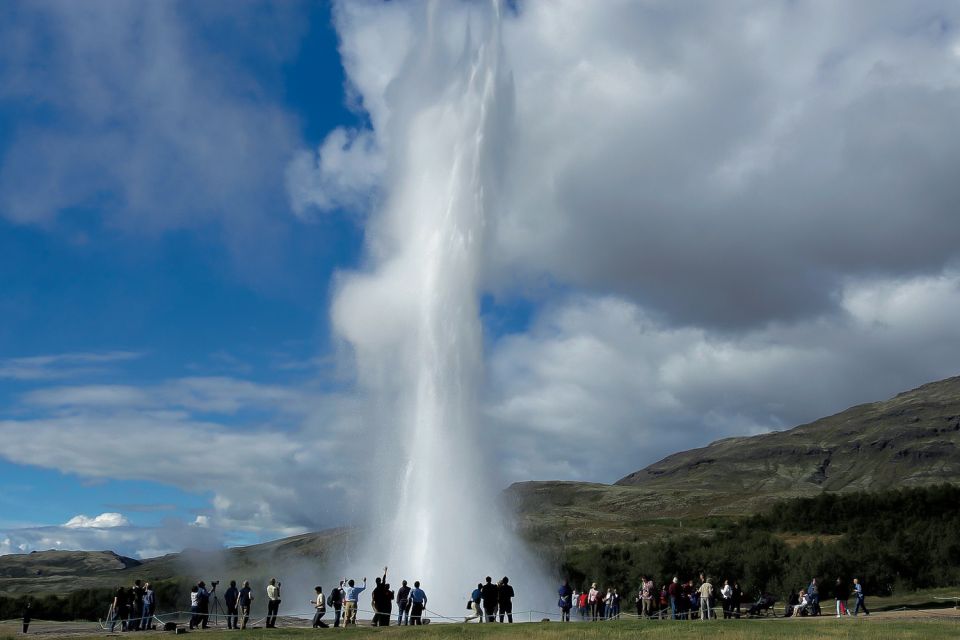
266, 578, 281, 628
197, 581, 210, 629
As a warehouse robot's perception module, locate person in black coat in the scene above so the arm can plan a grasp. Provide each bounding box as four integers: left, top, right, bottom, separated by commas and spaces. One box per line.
481, 576, 499, 622
497, 577, 515, 623
224, 580, 240, 629
22, 602, 31, 634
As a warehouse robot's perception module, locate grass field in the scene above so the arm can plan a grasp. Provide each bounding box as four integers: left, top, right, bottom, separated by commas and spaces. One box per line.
3, 612, 959, 640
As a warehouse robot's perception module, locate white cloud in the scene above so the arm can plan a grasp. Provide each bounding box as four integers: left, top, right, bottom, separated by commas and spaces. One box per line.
0, 1, 303, 260
487, 271, 960, 483
64, 513, 130, 529
305, 1, 960, 329
0, 351, 142, 381
286, 128, 385, 218
0, 373, 366, 539
0, 518, 221, 559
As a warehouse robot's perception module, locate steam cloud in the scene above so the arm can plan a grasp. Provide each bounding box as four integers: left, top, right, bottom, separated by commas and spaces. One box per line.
325, 0, 548, 615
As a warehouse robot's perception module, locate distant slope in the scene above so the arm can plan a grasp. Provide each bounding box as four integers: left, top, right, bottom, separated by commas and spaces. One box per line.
0, 528, 352, 596
508, 375, 960, 546
618, 376, 960, 495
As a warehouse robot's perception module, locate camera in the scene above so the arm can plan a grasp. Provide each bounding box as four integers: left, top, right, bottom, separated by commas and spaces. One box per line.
211, 581, 219, 587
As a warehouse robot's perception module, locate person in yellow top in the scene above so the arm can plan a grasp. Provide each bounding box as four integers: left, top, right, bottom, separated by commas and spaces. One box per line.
266, 578, 282, 628
697, 578, 714, 621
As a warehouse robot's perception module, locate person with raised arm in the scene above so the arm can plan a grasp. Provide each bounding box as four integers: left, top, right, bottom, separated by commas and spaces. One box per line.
371, 567, 393, 626
343, 576, 366, 626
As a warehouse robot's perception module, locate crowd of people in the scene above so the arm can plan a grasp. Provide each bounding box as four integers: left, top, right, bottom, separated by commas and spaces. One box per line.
107, 580, 156, 632
556, 574, 872, 621
89, 568, 871, 632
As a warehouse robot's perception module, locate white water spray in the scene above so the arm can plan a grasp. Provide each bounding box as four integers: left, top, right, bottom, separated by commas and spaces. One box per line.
331, 0, 547, 616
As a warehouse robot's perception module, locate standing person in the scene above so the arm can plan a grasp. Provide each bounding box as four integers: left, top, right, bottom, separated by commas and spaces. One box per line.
395, 580, 411, 626
558, 580, 573, 622
807, 577, 820, 616
578, 590, 588, 619
668, 577, 680, 620
698, 577, 714, 622
265, 578, 281, 628
409, 581, 427, 625
635, 580, 644, 618
224, 581, 239, 630
498, 577, 515, 623
371, 567, 393, 627
642, 577, 654, 618
588, 583, 600, 621
852, 578, 869, 616
311, 586, 328, 628
141, 582, 155, 630
731, 581, 743, 619
721, 579, 733, 618
22, 602, 31, 634
197, 581, 211, 629
129, 580, 144, 631
571, 588, 579, 619
481, 577, 498, 623
343, 577, 366, 626
834, 577, 850, 617
120, 587, 133, 631
603, 588, 614, 620
683, 580, 696, 620
188, 585, 201, 630
238, 581, 253, 630
466, 583, 484, 623
330, 581, 345, 628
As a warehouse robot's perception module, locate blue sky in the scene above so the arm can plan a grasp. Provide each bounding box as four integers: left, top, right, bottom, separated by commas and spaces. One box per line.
2, 0, 960, 558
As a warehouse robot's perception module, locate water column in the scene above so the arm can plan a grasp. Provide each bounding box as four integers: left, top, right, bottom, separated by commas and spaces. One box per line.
332, 1, 533, 616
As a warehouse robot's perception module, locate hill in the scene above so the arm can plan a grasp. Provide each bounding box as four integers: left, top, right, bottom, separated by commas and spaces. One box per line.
0, 529, 352, 598
617, 375, 960, 494
507, 375, 960, 547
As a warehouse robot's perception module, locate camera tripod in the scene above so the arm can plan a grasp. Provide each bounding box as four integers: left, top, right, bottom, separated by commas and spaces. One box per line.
208, 583, 227, 627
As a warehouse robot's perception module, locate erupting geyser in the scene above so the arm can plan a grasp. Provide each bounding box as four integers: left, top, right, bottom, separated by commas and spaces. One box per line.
331, 0, 548, 616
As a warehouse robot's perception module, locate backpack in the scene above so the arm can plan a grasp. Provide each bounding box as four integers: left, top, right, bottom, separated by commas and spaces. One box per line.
326, 595, 334, 607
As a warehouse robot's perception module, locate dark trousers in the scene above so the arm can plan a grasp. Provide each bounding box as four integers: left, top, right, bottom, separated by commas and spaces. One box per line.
853, 596, 869, 615
312, 610, 328, 628
266, 599, 280, 627
485, 603, 497, 622
397, 603, 409, 625
226, 605, 238, 629
23, 623, 29, 634
189, 606, 201, 629
332, 606, 342, 627
499, 603, 513, 623
410, 602, 425, 625
372, 606, 391, 626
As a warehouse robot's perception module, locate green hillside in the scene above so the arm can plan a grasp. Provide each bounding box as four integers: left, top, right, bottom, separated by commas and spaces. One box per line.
508, 375, 960, 547
619, 375, 960, 494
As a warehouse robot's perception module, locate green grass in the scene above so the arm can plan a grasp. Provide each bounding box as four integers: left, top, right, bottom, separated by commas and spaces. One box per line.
3, 617, 959, 640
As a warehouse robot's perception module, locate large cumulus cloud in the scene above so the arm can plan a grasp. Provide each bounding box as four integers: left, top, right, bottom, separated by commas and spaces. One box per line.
487, 272, 960, 482
296, 1, 960, 329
